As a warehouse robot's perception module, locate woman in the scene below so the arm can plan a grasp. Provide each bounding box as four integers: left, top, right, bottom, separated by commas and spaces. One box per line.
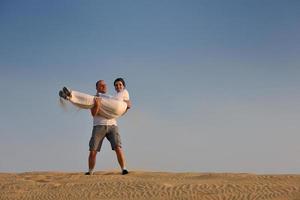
113, 77, 131, 111
59, 79, 130, 119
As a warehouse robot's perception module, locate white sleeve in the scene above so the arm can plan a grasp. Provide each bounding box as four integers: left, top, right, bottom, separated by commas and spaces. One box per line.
114, 89, 130, 101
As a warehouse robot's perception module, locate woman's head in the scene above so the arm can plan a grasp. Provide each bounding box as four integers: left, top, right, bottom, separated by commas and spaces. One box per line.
114, 78, 126, 93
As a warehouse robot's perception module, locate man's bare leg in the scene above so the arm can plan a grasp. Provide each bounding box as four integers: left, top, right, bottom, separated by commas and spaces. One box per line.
87, 150, 97, 175
115, 146, 128, 175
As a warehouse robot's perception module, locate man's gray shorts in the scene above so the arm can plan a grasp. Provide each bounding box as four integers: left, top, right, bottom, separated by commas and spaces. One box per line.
89, 125, 122, 152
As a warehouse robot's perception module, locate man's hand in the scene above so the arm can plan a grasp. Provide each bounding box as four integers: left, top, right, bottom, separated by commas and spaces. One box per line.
124, 100, 131, 109
90, 97, 101, 116
94, 97, 101, 107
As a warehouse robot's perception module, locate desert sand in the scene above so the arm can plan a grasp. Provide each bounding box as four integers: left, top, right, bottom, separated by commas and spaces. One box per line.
1, 171, 300, 200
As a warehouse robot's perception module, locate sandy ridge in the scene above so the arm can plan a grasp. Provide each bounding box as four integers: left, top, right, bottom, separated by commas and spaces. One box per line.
1, 171, 300, 200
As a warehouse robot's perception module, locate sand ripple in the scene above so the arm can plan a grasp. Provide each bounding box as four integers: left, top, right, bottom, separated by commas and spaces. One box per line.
0, 171, 300, 200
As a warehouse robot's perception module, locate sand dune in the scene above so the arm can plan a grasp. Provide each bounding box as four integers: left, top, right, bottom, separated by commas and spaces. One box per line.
1, 171, 300, 200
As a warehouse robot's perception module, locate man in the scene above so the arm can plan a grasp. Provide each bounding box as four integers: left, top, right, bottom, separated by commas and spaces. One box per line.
86, 80, 128, 175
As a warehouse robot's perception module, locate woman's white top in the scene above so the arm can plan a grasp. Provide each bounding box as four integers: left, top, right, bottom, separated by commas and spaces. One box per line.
66, 90, 128, 121
114, 89, 130, 101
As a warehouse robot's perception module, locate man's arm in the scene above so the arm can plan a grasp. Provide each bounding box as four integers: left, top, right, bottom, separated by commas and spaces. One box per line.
124, 100, 131, 110
90, 97, 100, 116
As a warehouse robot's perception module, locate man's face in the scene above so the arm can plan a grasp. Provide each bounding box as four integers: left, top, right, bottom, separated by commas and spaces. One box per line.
97, 80, 107, 94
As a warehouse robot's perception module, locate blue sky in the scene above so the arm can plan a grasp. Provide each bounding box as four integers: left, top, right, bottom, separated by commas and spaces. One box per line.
0, 0, 300, 173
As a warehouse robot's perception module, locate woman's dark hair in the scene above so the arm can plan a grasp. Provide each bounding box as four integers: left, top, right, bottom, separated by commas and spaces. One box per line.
114, 78, 126, 87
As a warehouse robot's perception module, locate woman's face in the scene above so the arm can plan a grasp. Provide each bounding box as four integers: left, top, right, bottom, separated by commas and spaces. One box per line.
114, 81, 124, 93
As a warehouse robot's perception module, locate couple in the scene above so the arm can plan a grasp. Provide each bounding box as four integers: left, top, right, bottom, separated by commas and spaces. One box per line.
59, 78, 131, 175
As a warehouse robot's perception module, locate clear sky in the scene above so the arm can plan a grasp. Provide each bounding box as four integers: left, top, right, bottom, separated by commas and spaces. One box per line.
0, 0, 300, 173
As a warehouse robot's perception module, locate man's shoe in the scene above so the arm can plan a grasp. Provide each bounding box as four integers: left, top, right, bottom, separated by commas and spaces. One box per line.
59, 90, 67, 100
84, 172, 93, 175
122, 169, 129, 175
63, 87, 72, 97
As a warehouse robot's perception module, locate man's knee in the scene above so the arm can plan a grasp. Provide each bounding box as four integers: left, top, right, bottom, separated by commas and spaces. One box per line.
114, 146, 122, 151
89, 150, 97, 158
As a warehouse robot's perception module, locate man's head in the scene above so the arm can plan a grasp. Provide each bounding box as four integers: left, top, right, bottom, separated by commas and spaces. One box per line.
96, 80, 107, 94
